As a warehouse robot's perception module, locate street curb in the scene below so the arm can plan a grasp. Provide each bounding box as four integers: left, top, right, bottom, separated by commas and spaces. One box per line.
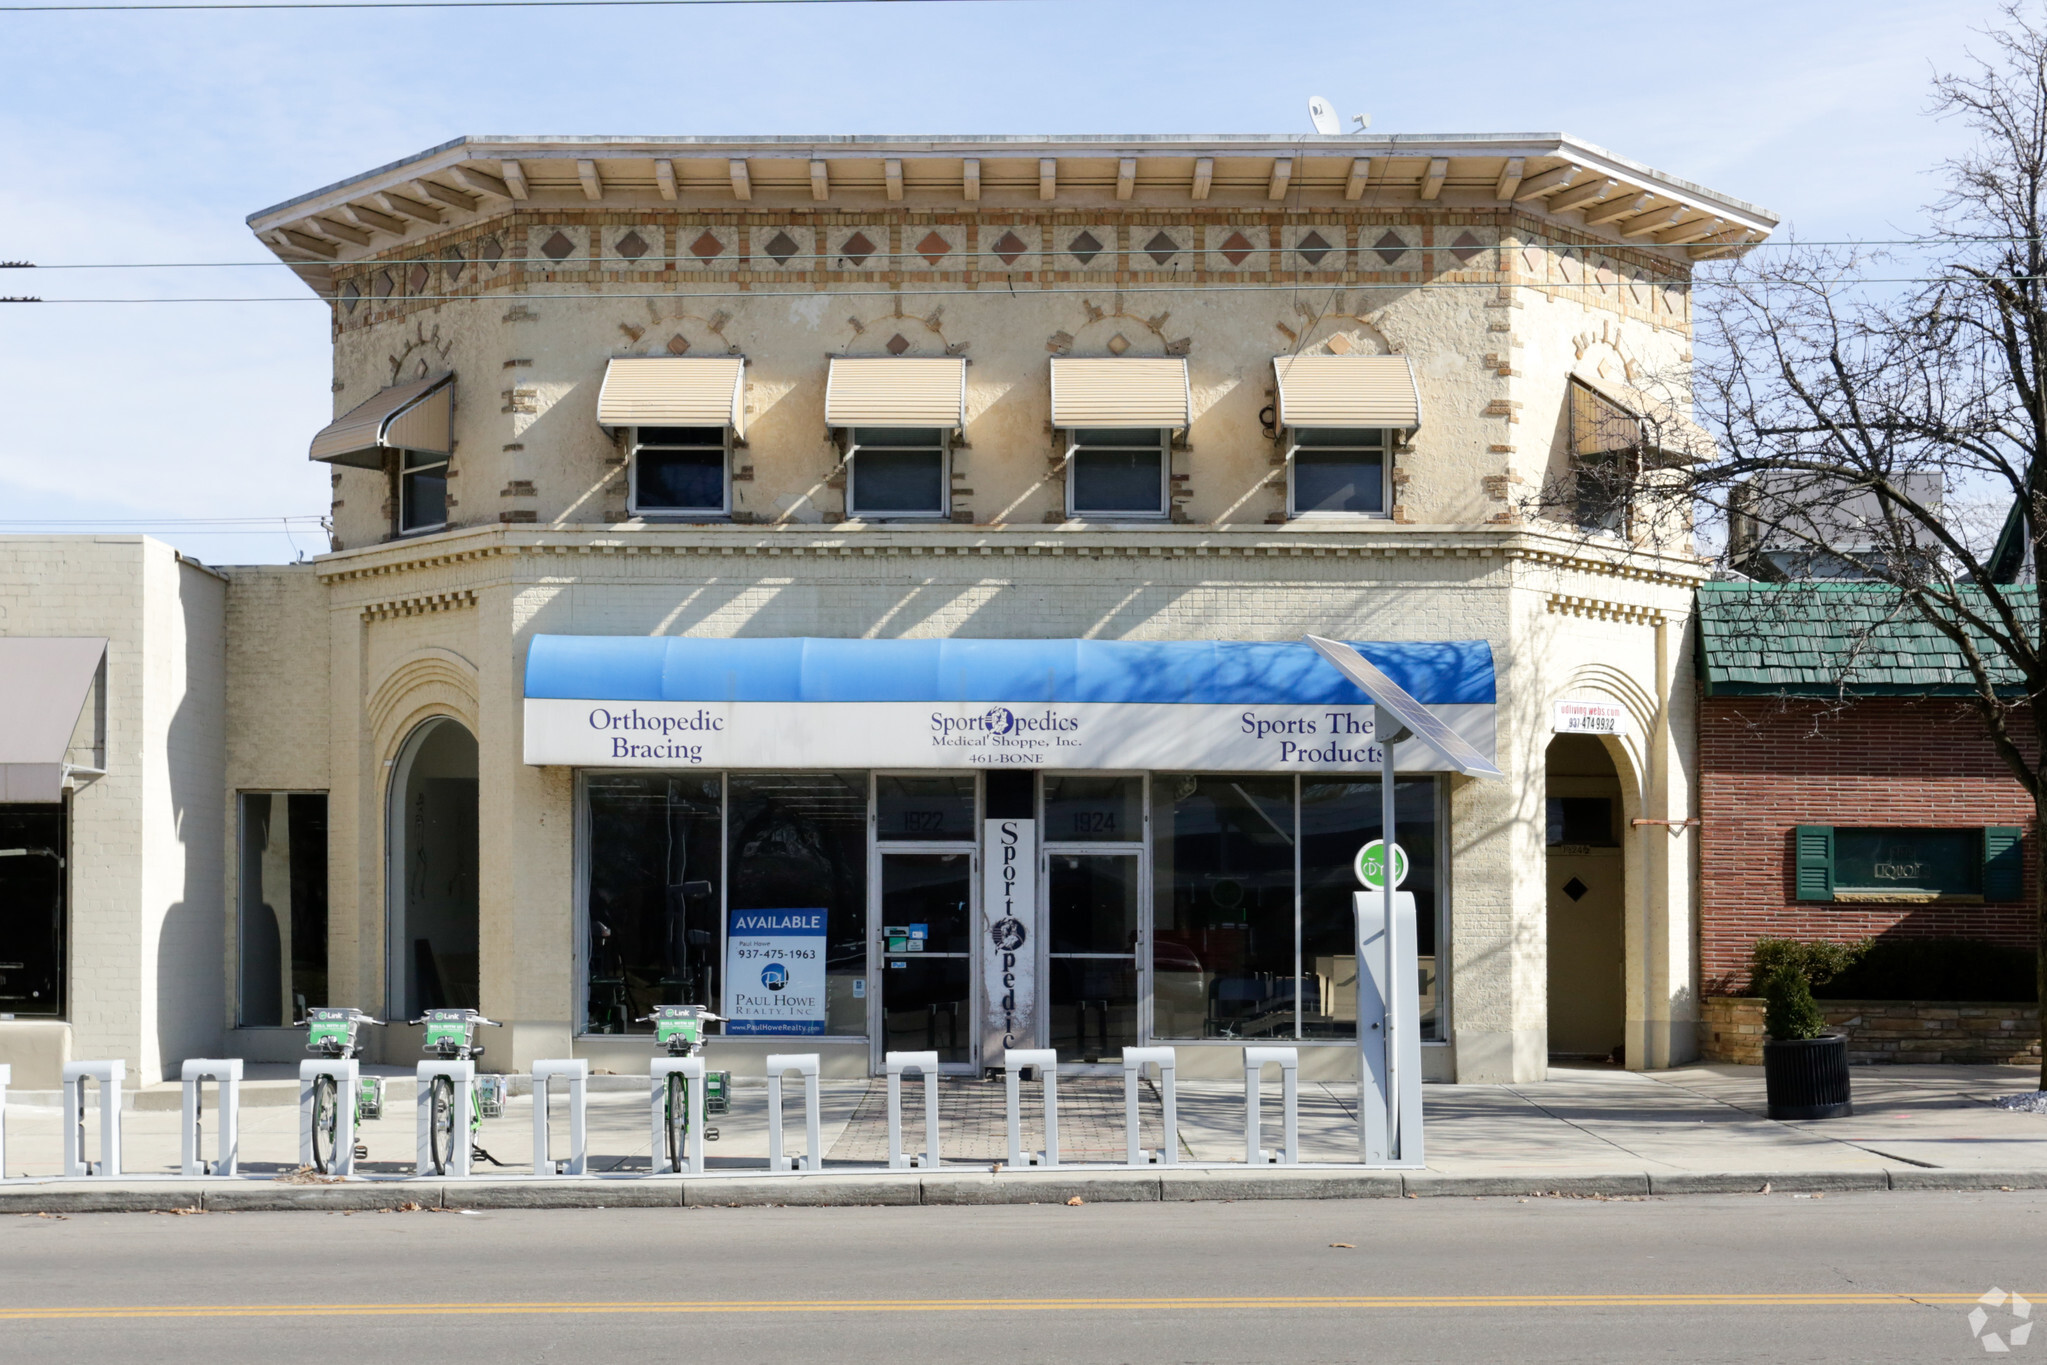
206, 1183, 441, 1212
447, 1181, 683, 1210
1886, 1169, 2047, 1192
919, 1172, 1161, 1205
1402, 1172, 1653, 1199
1160, 1169, 1405, 1201
685, 1177, 921, 1207
1646, 1171, 1885, 1195
5, 1166, 2047, 1212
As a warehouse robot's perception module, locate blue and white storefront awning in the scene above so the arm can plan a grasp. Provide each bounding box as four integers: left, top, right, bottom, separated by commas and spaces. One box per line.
522, 636, 1496, 773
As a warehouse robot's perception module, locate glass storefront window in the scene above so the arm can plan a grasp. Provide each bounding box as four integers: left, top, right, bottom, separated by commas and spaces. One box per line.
1043, 774, 1143, 843
1151, 776, 1296, 1040
876, 774, 976, 841
728, 772, 869, 1035
237, 792, 329, 1027
0, 803, 66, 1018
1300, 777, 1440, 1040
585, 775, 723, 1034
1153, 774, 1443, 1043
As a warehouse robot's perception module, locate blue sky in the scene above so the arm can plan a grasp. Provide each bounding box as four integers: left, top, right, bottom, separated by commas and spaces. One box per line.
0, 0, 2002, 563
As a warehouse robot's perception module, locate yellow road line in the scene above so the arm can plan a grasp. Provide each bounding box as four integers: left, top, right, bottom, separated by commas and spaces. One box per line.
0, 1293, 2022, 1322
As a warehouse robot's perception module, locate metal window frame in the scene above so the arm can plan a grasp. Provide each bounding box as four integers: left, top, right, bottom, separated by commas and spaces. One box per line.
867, 771, 982, 1073
626, 424, 733, 520
1063, 428, 1171, 521
394, 446, 450, 537
1141, 770, 1453, 1047
845, 427, 951, 520
0, 794, 70, 1021
1037, 771, 1150, 1069
1284, 427, 1392, 520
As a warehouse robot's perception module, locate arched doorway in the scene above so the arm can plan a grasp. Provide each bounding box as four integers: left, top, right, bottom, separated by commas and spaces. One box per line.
387, 718, 480, 1018
1545, 734, 1626, 1061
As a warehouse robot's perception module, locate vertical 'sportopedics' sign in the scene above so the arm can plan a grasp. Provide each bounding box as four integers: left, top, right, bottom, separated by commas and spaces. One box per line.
980, 818, 1037, 1059
724, 908, 827, 1035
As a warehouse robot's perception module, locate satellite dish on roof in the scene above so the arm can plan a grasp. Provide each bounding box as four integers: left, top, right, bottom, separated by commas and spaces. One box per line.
1308, 96, 1341, 136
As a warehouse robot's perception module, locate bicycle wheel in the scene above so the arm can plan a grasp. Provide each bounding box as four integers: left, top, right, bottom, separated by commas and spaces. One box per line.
310, 1073, 338, 1174
429, 1075, 455, 1175
664, 1072, 687, 1170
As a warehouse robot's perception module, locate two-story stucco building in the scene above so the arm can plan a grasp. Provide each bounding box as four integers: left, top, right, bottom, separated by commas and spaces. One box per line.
0, 132, 1775, 1089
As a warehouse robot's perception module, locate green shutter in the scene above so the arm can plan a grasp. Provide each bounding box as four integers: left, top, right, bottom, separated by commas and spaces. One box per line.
1983, 826, 2024, 901
1794, 826, 1835, 902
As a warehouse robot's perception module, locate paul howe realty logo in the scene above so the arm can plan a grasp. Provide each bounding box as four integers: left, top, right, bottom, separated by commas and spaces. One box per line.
1970, 1288, 2033, 1353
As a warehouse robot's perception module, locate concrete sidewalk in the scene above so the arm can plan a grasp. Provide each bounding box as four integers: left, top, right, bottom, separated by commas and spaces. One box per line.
3, 1063, 2042, 1210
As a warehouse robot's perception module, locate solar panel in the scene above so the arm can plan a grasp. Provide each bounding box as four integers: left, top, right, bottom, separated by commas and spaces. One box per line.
1304, 635, 1503, 779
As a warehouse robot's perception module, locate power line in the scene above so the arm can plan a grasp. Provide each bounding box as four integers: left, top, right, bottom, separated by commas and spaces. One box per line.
3, 0, 1030, 10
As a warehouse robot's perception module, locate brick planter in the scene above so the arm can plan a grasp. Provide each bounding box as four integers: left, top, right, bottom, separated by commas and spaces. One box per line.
1701, 996, 2042, 1065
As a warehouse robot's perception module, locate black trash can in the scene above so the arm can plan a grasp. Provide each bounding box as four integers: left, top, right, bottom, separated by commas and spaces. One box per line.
1763, 1034, 1853, 1120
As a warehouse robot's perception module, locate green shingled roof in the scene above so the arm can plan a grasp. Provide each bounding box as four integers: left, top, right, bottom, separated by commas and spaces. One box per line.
1697, 583, 2035, 697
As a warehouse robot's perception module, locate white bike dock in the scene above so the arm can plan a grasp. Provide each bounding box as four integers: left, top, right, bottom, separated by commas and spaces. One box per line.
765, 1053, 821, 1172
530, 1059, 588, 1177
62, 1060, 123, 1177
884, 1051, 940, 1170
416, 1059, 475, 1178
1243, 1046, 1300, 1166
1121, 1046, 1177, 1166
1003, 1049, 1059, 1168
299, 1058, 360, 1176
180, 1058, 242, 1177
648, 1058, 706, 1176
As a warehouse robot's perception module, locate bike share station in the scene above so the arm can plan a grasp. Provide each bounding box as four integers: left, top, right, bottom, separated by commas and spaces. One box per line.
16, 638, 1494, 1187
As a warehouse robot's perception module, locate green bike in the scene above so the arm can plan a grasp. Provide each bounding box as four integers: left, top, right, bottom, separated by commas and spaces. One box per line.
300, 1007, 386, 1174
415, 1008, 506, 1175
643, 1005, 729, 1170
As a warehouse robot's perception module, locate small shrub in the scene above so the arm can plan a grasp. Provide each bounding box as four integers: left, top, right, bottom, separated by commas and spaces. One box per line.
1749, 937, 1868, 994
1761, 963, 1828, 1041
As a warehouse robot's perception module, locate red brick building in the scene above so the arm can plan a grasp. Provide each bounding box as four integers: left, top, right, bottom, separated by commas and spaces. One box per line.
1697, 585, 2037, 996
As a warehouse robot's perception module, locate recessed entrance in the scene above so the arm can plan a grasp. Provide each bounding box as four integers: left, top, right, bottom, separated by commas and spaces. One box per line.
1545, 733, 1626, 1061
387, 717, 479, 1018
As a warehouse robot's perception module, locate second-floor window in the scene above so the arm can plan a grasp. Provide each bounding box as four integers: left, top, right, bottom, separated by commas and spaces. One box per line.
1068, 428, 1168, 519
848, 427, 948, 519
631, 426, 729, 517
397, 447, 448, 534
1289, 429, 1388, 517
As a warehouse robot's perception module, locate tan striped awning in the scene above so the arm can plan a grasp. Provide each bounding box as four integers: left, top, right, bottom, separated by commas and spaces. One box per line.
1049, 357, 1191, 429
597, 357, 747, 436
1272, 355, 1421, 429
309, 373, 453, 468
825, 357, 967, 429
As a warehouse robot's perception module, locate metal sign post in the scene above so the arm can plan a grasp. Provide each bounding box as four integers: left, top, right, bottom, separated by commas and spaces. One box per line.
1305, 636, 1502, 1169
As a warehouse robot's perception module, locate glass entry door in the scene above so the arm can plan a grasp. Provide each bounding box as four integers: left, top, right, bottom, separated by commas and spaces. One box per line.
1041, 774, 1146, 1065
1046, 853, 1141, 1062
876, 851, 976, 1066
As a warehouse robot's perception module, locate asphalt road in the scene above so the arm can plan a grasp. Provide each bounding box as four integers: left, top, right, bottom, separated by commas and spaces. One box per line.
3, 1191, 2043, 1363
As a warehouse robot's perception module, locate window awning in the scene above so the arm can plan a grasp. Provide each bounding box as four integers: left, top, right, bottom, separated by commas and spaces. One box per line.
0, 637, 106, 802
824, 357, 967, 429
309, 372, 453, 469
1272, 355, 1421, 429
1570, 373, 1716, 461
597, 357, 747, 437
1049, 357, 1191, 429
